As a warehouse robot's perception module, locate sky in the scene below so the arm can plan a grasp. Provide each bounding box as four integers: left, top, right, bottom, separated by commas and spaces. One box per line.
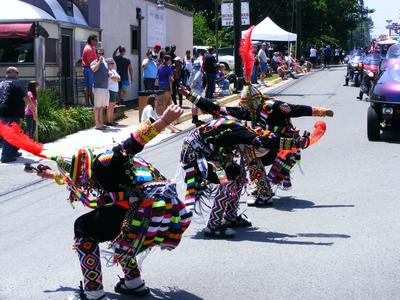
364, 0, 400, 37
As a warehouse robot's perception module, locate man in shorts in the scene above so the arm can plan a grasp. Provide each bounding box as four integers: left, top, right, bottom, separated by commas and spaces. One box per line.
258, 43, 269, 86
91, 48, 109, 130
113, 46, 133, 104
81, 35, 97, 106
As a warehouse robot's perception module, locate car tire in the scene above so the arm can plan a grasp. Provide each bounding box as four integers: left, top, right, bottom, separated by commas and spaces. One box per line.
367, 106, 380, 141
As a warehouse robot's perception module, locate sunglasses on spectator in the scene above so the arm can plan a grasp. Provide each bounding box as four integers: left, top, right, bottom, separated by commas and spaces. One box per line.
97, 52, 104, 55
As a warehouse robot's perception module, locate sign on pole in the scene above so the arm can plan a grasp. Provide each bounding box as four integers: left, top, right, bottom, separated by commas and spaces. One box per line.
221, 1, 250, 27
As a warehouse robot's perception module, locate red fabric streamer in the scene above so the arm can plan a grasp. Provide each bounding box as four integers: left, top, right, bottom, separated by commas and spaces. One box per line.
277, 120, 327, 158
240, 25, 255, 82
0, 121, 44, 156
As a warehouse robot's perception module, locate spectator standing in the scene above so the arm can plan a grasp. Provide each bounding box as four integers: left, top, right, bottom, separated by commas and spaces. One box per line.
142, 51, 158, 90
322, 45, 331, 68
106, 58, 120, 126
204, 47, 218, 99
251, 45, 260, 84
112, 46, 133, 104
0, 67, 28, 163
157, 55, 173, 108
170, 45, 177, 60
183, 50, 193, 85
188, 61, 204, 126
164, 46, 171, 57
152, 44, 161, 60
309, 46, 317, 67
81, 34, 97, 106
258, 43, 269, 85
90, 48, 109, 130
25, 81, 39, 139
171, 57, 183, 107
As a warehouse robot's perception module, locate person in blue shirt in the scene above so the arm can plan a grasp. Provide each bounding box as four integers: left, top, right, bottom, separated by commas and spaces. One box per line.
142, 51, 158, 90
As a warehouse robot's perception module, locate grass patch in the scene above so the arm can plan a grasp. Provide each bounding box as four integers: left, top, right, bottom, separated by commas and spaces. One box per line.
37, 89, 94, 143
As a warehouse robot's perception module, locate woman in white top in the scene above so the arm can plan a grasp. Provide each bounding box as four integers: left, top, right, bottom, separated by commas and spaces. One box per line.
183, 50, 193, 85
106, 57, 120, 125
141, 95, 181, 133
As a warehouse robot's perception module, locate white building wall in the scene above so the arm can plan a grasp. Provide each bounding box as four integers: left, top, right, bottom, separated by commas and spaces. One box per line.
100, 0, 192, 101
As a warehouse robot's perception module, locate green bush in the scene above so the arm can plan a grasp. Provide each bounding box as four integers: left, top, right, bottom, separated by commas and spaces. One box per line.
37, 89, 94, 143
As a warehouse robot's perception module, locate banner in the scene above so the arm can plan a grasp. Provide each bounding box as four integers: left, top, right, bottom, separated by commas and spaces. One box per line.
221, 2, 250, 27
147, 4, 166, 47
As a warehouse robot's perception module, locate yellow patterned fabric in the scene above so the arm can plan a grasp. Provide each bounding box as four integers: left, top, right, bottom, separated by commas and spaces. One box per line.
132, 119, 160, 146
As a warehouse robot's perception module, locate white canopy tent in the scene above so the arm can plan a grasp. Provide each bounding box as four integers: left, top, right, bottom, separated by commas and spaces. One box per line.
242, 17, 298, 57
242, 17, 297, 42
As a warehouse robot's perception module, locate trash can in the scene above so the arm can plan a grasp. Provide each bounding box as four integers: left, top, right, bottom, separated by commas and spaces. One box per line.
138, 90, 164, 122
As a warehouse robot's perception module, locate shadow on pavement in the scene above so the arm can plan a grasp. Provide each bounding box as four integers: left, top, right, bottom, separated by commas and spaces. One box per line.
107, 287, 203, 300
271, 196, 354, 212
231, 228, 335, 246
189, 227, 350, 246
44, 285, 202, 300
268, 93, 336, 97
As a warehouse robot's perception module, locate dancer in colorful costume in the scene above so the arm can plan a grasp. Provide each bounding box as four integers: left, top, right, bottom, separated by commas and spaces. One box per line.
230, 26, 334, 205
178, 86, 310, 239
0, 105, 191, 300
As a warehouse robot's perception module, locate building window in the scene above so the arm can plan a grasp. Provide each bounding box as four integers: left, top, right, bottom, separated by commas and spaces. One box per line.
66, 0, 74, 16
0, 38, 34, 63
131, 26, 139, 53
45, 38, 58, 64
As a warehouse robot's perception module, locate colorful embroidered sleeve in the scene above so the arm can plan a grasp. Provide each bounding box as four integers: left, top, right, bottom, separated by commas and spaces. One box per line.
131, 118, 160, 146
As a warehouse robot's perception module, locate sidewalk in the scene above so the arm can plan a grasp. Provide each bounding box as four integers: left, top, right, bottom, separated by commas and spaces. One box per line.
18, 72, 309, 160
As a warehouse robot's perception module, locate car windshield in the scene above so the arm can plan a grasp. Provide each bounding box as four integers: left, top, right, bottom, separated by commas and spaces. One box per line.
386, 44, 400, 59
363, 53, 381, 65
389, 67, 400, 82
351, 50, 363, 57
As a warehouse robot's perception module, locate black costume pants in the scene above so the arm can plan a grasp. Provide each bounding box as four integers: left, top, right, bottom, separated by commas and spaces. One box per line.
74, 205, 127, 242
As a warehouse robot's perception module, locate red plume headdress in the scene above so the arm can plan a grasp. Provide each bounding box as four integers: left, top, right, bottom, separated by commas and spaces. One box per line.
240, 25, 255, 82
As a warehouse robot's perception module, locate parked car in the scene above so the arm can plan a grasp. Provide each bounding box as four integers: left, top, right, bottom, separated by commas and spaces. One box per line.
193, 46, 208, 58
217, 47, 234, 70
367, 44, 400, 140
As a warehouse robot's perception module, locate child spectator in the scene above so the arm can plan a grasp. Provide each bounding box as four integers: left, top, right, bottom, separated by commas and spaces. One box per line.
217, 64, 230, 92
25, 81, 39, 139
141, 95, 181, 133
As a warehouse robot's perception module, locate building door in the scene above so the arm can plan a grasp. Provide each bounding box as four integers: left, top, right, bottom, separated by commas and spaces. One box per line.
60, 28, 74, 104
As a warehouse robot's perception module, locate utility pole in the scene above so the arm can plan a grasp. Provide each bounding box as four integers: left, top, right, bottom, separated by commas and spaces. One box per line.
233, 0, 242, 77
215, 0, 219, 59
296, 0, 302, 58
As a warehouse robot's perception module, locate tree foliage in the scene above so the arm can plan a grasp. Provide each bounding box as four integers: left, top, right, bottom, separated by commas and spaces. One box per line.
167, 0, 374, 50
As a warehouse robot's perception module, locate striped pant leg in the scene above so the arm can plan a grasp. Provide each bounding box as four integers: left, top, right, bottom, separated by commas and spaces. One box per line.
207, 184, 231, 229
118, 256, 141, 281
248, 158, 273, 197
182, 164, 197, 210
224, 180, 244, 221
75, 238, 103, 291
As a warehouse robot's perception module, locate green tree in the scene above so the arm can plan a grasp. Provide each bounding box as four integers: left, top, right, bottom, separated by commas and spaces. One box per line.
167, 0, 373, 50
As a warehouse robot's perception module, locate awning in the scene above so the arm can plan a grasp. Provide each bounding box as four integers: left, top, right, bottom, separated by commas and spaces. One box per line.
0, 23, 34, 39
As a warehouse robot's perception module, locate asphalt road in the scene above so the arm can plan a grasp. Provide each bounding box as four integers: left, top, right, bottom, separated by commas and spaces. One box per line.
1, 66, 400, 300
